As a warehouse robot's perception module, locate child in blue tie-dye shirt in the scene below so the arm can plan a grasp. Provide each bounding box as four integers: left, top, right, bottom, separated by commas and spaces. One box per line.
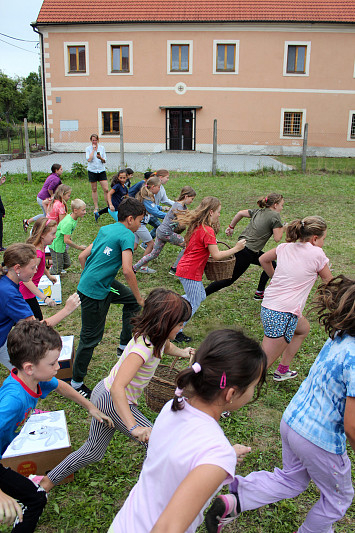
206, 275, 355, 533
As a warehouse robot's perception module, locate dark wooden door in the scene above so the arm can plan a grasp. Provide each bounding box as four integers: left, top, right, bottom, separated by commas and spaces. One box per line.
168, 109, 193, 150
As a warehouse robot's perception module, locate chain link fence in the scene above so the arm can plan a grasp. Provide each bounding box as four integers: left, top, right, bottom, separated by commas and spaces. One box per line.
0, 124, 45, 157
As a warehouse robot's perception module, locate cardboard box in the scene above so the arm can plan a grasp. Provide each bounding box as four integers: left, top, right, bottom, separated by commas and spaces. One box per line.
1, 411, 73, 484
36, 274, 62, 305
58, 335, 75, 382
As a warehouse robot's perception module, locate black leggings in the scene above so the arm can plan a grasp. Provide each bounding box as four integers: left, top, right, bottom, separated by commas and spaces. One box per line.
25, 297, 43, 321
205, 247, 276, 296
0, 464, 47, 532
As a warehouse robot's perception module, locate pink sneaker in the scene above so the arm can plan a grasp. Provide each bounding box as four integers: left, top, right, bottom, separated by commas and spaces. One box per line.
205, 494, 239, 532
28, 474, 44, 486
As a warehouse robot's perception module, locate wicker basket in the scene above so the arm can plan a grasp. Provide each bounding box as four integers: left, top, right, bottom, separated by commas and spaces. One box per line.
204, 241, 236, 281
144, 357, 180, 413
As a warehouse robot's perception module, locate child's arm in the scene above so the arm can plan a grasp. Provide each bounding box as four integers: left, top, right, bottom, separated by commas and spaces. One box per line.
107, 188, 115, 211
143, 200, 165, 219
208, 238, 246, 261
110, 353, 151, 442
63, 233, 86, 251
318, 264, 333, 283
225, 209, 250, 236
22, 280, 57, 308
43, 267, 57, 285
273, 225, 286, 242
164, 340, 195, 360
344, 396, 355, 452
43, 293, 81, 327
55, 380, 114, 427
0, 489, 23, 525
122, 249, 145, 307
78, 243, 93, 269
151, 465, 228, 533
259, 248, 277, 278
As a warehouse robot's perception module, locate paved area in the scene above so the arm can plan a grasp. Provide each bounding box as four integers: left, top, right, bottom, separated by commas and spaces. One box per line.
2, 151, 291, 173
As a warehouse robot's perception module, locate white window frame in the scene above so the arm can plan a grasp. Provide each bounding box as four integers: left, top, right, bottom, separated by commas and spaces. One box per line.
107, 41, 133, 76
64, 42, 89, 77
280, 108, 306, 139
213, 40, 239, 75
98, 108, 123, 138
167, 40, 193, 75
283, 41, 311, 77
347, 110, 355, 141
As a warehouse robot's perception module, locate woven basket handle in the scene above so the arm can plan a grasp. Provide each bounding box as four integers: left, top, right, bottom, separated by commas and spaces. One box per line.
169, 356, 180, 369
216, 240, 232, 250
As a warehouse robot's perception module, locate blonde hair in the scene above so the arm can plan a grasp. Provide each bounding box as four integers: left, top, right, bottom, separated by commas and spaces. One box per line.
136, 176, 161, 203
286, 216, 327, 243
175, 196, 221, 245
1, 243, 37, 278
47, 184, 71, 214
71, 199, 86, 211
27, 218, 57, 248
176, 186, 196, 202
257, 193, 283, 208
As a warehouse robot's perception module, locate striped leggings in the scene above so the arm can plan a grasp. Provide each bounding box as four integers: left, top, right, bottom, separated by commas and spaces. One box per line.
46, 380, 153, 485
179, 277, 206, 319
133, 232, 184, 271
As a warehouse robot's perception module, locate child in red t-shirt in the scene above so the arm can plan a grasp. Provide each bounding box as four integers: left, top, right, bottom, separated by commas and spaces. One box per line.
174, 196, 245, 343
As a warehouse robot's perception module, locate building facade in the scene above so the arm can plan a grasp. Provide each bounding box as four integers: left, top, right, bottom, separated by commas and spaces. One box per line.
34, 0, 355, 156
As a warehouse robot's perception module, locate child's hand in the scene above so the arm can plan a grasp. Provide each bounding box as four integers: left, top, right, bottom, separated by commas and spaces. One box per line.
46, 297, 57, 308
88, 406, 114, 427
0, 489, 23, 524
232, 443, 252, 464
64, 293, 81, 313
225, 226, 234, 236
79, 245, 87, 251
109, 204, 115, 211
131, 426, 151, 443
234, 238, 246, 252
0, 176, 6, 185
48, 275, 57, 285
136, 295, 145, 307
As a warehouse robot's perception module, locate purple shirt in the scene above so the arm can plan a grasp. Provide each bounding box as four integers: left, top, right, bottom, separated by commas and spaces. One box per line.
37, 174, 62, 200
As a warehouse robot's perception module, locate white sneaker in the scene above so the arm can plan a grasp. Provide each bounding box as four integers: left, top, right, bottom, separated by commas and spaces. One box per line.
273, 369, 298, 382
138, 266, 156, 274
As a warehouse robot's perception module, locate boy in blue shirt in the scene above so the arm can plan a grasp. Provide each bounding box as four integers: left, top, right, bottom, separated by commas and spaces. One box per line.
0, 320, 112, 532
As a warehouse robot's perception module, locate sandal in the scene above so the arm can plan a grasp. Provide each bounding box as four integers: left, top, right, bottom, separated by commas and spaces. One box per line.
22, 219, 29, 232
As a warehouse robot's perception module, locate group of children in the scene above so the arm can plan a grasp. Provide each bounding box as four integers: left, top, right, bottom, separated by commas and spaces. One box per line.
0, 159, 354, 532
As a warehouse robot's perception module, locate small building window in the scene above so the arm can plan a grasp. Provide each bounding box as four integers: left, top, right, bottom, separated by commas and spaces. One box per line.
171, 44, 189, 72
216, 44, 236, 72
68, 46, 86, 73
102, 112, 120, 135
111, 45, 129, 72
287, 45, 306, 74
351, 113, 355, 139
283, 112, 303, 137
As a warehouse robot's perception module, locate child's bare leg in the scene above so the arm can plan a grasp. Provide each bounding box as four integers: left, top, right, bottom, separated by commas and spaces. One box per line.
40, 476, 54, 493
279, 317, 310, 367
90, 182, 99, 211
99, 180, 109, 205
262, 336, 288, 369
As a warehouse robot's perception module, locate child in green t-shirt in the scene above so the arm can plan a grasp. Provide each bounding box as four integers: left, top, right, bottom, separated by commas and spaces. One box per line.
49, 199, 86, 274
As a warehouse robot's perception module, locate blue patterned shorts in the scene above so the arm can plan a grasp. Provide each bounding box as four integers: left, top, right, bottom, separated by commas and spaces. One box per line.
261, 306, 298, 344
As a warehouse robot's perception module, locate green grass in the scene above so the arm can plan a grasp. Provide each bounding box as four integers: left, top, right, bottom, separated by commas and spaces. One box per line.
0, 160, 354, 532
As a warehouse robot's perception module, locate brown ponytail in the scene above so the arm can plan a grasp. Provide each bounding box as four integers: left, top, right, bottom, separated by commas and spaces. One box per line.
286, 216, 327, 243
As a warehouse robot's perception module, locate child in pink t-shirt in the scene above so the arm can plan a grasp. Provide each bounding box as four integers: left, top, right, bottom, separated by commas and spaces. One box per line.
259, 216, 333, 381
109, 328, 267, 533
19, 218, 58, 320
37, 288, 195, 493
174, 196, 245, 343
46, 184, 71, 224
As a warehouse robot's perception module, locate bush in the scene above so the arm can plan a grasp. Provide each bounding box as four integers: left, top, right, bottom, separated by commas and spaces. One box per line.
70, 162, 87, 179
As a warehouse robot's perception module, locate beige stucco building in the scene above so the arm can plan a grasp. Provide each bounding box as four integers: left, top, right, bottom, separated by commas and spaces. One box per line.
33, 0, 355, 156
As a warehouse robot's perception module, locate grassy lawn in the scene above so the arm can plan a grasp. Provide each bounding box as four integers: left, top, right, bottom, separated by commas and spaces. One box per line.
0, 158, 354, 532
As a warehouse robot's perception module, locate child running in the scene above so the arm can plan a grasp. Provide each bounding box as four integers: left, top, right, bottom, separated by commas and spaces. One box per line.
37, 288, 194, 492
108, 328, 267, 532
19, 218, 58, 320
205, 275, 355, 533
94, 169, 128, 222
0, 320, 113, 533
134, 176, 166, 274
49, 199, 87, 275
46, 185, 71, 225
205, 193, 285, 300
259, 216, 333, 381
174, 196, 246, 343
133, 186, 196, 274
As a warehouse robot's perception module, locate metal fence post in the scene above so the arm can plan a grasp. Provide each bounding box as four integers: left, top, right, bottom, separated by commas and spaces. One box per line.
120, 116, 124, 169
212, 119, 217, 175
24, 119, 32, 182
302, 122, 308, 173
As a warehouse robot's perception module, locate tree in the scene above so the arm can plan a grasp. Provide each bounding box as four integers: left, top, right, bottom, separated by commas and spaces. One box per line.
0, 71, 22, 123
22, 72, 43, 123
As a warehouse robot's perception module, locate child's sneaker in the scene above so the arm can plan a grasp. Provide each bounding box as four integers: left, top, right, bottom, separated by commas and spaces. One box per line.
139, 242, 147, 250
169, 267, 177, 276
175, 332, 192, 343
73, 383, 92, 399
22, 219, 29, 232
253, 290, 264, 300
94, 211, 100, 223
205, 494, 240, 532
138, 266, 156, 274
28, 474, 44, 486
273, 369, 298, 382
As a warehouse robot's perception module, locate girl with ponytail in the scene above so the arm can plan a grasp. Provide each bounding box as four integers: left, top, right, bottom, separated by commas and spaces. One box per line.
109, 328, 267, 533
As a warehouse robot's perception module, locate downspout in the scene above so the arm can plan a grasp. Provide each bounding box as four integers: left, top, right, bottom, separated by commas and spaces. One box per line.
31, 23, 48, 151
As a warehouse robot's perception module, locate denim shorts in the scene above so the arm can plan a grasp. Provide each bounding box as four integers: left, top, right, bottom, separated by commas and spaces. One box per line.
261, 306, 298, 344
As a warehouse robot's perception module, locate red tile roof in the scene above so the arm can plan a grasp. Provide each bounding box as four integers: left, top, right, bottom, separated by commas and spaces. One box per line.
36, 1, 355, 24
